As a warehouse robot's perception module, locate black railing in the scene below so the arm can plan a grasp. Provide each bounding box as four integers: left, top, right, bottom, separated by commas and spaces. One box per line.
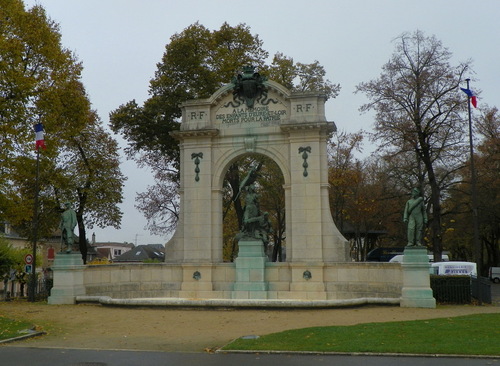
471, 276, 492, 304
36, 278, 53, 300
430, 275, 471, 304
1, 278, 52, 301
430, 275, 492, 304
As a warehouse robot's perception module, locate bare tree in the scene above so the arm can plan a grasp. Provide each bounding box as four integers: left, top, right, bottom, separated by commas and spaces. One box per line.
356, 30, 472, 260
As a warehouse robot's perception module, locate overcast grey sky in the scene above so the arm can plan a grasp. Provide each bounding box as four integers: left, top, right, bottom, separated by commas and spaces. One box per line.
23, 0, 500, 245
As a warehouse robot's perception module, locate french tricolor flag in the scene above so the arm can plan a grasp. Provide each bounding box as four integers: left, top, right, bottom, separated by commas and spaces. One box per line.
34, 122, 46, 150
460, 87, 478, 108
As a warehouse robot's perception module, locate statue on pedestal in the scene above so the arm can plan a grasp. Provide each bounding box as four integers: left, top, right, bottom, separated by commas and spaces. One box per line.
60, 202, 77, 253
235, 166, 273, 245
403, 188, 427, 247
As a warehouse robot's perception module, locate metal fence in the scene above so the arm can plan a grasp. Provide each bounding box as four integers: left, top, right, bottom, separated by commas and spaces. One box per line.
430, 275, 492, 304
471, 276, 492, 304
1, 278, 52, 301
430, 275, 471, 304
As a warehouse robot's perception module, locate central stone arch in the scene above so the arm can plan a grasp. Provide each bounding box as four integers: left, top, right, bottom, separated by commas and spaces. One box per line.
166, 70, 349, 268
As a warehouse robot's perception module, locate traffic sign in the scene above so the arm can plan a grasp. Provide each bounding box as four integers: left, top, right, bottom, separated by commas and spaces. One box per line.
25, 264, 32, 273
24, 253, 34, 265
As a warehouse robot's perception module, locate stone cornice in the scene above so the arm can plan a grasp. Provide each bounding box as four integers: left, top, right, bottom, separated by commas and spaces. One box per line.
280, 121, 336, 134
170, 129, 220, 140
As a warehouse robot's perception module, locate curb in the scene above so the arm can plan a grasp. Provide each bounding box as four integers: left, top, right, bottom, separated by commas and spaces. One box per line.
0, 329, 46, 345
215, 348, 500, 359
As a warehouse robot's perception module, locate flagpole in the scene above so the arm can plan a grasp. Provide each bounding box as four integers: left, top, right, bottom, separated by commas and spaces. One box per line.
465, 78, 482, 305
28, 145, 41, 302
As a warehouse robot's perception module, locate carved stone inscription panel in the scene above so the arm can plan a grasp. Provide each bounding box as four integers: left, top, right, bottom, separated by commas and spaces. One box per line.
214, 103, 287, 128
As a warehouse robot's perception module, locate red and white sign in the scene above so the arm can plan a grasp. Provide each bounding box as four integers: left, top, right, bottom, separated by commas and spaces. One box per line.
24, 253, 34, 265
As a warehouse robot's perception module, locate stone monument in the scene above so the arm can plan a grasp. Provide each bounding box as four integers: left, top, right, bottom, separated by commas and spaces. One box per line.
48, 202, 84, 304
400, 188, 436, 308
232, 166, 270, 299
60, 202, 77, 253
403, 188, 427, 247
165, 66, 349, 299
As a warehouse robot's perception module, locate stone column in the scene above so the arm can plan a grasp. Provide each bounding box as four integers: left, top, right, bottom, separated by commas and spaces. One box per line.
48, 253, 85, 305
400, 247, 436, 308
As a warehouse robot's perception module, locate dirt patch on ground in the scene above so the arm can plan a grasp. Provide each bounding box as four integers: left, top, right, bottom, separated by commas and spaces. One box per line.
1, 301, 499, 352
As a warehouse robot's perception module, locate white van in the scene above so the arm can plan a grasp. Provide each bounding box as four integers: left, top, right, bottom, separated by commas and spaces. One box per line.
431, 261, 477, 276
489, 267, 500, 283
389, 254, 449, 263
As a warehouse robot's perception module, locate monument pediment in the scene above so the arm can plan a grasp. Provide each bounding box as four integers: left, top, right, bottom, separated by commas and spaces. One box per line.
179, 68, 332, 135
212, 81, 288, 130
180, 79, 290, 133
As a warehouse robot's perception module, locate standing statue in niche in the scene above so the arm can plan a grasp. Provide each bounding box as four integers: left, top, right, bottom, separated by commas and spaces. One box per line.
403, 188, 427, 247
236, 166, 273, 245
60, 202, 77, 253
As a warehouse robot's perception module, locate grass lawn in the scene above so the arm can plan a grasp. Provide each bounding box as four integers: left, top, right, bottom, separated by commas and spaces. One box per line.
222, 313, 500, 355
0, 315, 35, 341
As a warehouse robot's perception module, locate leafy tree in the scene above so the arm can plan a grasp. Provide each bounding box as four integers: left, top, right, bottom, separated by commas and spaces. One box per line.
0, 238, 42, 298
1, 0, 85, 236
0, 239, 15, 278
356, 30, 472, 261
328, 131, 365, 230
0, 0, 85, 167
0, 238, 15, 298
0, 1, 125, 254
111, 22, 268, 164
266, 53, 340, 99
53, 111, 126, 262
111, 22, 338, 237
328, 132, 405, 260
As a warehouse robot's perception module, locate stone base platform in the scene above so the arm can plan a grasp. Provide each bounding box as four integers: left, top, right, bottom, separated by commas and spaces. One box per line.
54, 261, 406, 305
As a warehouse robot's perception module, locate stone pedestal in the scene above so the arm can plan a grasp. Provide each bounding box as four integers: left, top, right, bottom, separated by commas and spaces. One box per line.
48, 253, 85, 305
232, 239, 268, 299
400, 246, 436, 308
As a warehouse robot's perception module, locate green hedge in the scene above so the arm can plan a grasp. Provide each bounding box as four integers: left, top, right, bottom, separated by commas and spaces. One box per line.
430, 275, 471, 304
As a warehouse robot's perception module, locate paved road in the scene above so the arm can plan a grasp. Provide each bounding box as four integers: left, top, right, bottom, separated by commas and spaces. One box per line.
0, 347, 497, 366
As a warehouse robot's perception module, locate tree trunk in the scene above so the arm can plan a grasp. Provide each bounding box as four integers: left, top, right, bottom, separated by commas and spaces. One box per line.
77, 213, 87, 264
420, 147, 443, 262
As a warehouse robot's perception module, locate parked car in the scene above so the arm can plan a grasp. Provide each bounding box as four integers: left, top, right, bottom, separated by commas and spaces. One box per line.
366, 247, 405, 262
489, 267, 500, 283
